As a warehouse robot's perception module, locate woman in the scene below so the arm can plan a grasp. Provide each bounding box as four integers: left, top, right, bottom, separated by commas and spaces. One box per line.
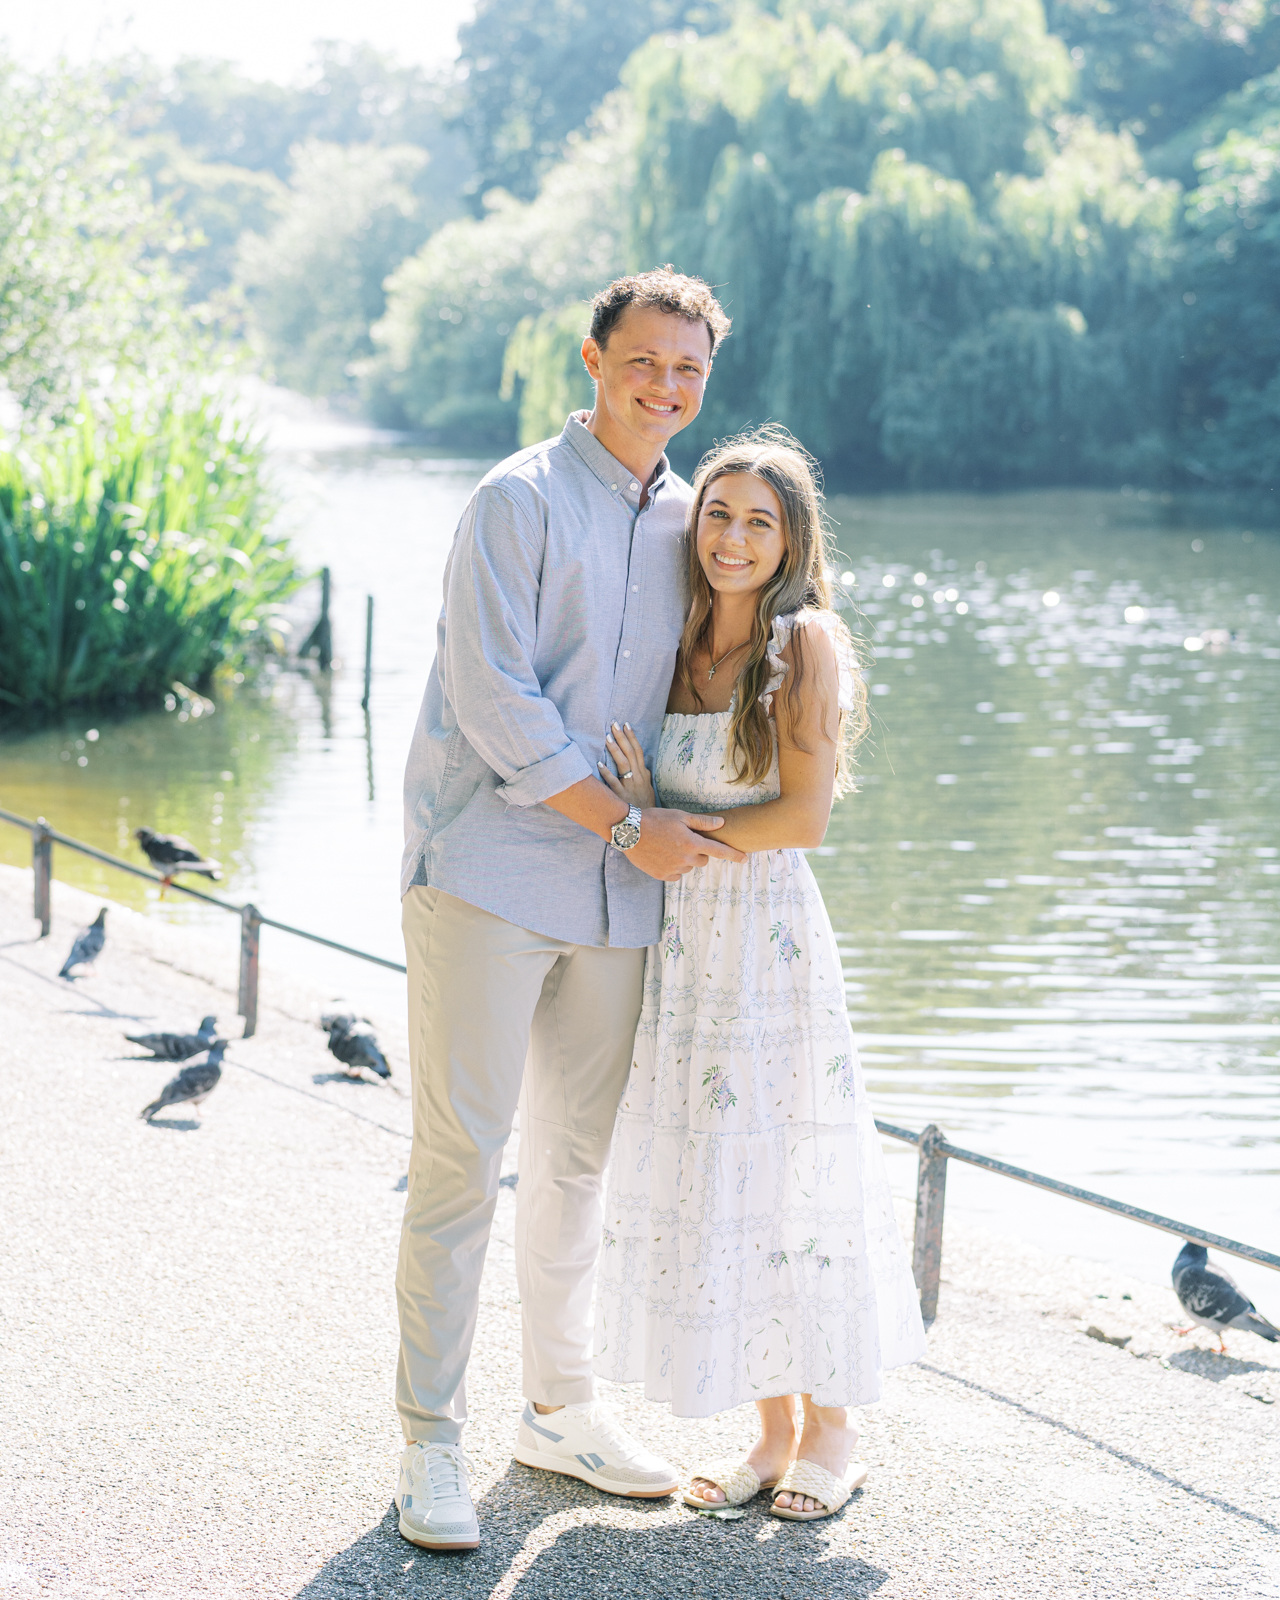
594, 427, 925, 1522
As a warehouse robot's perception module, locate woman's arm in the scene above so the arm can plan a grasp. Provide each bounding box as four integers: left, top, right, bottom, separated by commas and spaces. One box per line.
711, 624, 842, 853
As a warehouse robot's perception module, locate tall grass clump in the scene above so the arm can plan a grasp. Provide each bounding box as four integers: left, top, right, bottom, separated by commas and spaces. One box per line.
0, 401, 300, 717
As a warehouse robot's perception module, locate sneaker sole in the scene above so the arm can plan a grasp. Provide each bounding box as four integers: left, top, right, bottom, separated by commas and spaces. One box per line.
397, 1513, 480, 1552
514, 1445, 677, 1498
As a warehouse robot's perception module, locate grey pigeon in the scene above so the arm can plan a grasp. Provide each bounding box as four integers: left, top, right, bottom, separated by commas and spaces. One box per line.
1172, 1241, 1280, 1352
124, 1016, 218, 1061
134, 827, 221, 887
58, 908, 107, 979
140, 1040, 227, 1121
320, 1012, 391, 1080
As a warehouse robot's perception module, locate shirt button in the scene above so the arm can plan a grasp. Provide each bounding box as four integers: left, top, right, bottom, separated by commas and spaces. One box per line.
622, 650, 631, 658
630, 481, 639, 491
631, 585, 638, 592
610, 483, 617, 491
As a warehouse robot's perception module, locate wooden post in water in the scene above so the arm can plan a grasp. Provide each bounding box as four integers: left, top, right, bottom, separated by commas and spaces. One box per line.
32, 818, 52, 937
300, 568, 333, 670
912, 1122, 949, 1322
238, 904, 261, 1038
361, 594, 374, 710
317, 567, 332, 671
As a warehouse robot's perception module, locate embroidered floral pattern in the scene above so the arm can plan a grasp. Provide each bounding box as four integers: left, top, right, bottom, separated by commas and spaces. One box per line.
700, 1064, 737, 1116
661, 914, 684, 961
675, 729, 697, 767
770, 922, 801, 964
826, 1052, 854, 1097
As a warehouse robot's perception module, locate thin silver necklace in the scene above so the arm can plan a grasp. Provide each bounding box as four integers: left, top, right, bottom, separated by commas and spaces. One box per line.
706, 638, 749, 680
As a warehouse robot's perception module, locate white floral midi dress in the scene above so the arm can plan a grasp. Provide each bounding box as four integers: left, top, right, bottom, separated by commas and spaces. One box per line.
594, 609, 926, 1417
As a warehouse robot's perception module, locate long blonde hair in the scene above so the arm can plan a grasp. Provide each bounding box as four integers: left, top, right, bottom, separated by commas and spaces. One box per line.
677, 425, 868, 793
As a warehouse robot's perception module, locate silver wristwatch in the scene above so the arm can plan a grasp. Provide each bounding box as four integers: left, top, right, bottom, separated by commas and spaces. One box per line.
610, 804, 642, 852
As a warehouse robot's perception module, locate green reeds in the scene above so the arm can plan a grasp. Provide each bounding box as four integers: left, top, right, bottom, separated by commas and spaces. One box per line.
0, 401, 300, 717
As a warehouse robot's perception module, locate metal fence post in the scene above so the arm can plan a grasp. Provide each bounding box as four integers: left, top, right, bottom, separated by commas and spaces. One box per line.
912, 1122, 949, 1322
238, 904, 261, 1038
361, 593, 374, 710
33, 818, 52, 937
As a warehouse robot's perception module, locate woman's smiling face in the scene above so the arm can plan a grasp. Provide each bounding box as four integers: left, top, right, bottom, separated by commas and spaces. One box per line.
695, 471, 787, 599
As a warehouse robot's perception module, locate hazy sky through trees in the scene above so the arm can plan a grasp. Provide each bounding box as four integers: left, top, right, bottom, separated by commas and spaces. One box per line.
3, 0, 473, 82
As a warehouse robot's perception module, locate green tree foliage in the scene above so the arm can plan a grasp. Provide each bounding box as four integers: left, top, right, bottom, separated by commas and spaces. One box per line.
1175, 73, 1280, 485
123, 43, 468, 181
455, 0, 723, 201
143, 152, 284, 306
0, 65, 193, 426
386, 0, 1275, 489
107, 43, 472, 304
368, 99, 632, 437
1045, 0, 1280, 146
0, 401, 298, 716
485, 0, 1181, 482
237, 142, 431, 398
501, 303, 597, 444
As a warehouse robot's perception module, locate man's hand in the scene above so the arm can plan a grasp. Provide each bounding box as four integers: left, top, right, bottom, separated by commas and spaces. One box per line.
628, 809, 745, 882
543, 774, 745, 878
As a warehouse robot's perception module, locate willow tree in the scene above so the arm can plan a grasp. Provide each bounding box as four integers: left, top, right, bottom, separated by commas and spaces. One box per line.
619, 0, 1180, 481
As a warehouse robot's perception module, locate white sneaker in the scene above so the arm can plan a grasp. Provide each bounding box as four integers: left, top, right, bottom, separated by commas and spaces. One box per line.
395, 1441, 480, 1551
514, 1401, 678, 1498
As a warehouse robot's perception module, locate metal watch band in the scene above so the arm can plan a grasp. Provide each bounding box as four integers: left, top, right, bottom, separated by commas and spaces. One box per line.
611, 803, 642, 852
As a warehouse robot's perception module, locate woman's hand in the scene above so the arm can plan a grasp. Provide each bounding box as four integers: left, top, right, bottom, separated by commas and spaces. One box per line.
598, 721, 656, 809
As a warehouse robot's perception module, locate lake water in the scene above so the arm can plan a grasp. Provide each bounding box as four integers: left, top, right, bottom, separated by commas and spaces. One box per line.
3, 403, 1277, 1306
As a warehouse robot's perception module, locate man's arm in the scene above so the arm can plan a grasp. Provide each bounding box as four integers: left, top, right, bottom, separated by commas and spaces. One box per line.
442, 484, 742, 879
440, 484, 595, 806
543, 777, 744, 882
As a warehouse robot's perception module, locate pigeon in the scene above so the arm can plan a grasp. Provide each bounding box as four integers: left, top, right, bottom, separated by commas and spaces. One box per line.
124, 1015, 218, 1061
1172, 1241, 1280, 1352
320, 1012, 391, 1080
133, 827, 221, 888
58, 908, 107, 979
140, 1040, 227, 1121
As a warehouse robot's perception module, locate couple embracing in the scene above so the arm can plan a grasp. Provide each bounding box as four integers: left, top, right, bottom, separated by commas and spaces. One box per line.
395, 267, 925, 1551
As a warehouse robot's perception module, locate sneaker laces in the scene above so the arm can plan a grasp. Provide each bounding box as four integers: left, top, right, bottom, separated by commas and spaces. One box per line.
575, 1403, 641, 1458
407, 1442, 474, 1503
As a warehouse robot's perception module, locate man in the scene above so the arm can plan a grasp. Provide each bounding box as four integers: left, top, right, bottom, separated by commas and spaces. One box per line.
395, 268, 738, 1551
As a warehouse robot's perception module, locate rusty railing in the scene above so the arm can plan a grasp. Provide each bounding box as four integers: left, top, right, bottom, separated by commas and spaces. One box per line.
877, 1119, 1280, 1320
5, 806, 1275, 1321
0, 806, 405, 1037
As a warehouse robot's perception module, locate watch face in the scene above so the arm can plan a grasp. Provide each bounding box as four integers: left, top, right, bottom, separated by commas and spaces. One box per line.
612, 820, 641, 851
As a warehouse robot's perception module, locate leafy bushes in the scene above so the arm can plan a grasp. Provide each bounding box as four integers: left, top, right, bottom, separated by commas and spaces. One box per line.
0, 403, 298, 716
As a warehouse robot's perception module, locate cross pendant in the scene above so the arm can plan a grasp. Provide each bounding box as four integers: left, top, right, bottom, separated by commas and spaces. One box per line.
707, 665, 717, 679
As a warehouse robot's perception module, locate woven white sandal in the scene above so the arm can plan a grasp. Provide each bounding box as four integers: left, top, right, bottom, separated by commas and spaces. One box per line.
683, 1459, 775, 1510
770, 1457, 868, 1522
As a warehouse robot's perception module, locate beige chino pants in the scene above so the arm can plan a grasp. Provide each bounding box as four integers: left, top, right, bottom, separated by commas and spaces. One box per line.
396, 885, 646, 1445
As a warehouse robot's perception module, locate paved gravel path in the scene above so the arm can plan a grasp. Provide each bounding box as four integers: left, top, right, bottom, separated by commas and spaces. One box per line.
2, 866, 1278, 1600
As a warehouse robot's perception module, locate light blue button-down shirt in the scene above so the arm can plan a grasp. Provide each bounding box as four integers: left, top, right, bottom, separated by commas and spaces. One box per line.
401, 413, 691, 947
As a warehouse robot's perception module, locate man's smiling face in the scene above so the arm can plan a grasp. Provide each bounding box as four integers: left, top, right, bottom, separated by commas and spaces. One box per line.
581, 306, 713, 468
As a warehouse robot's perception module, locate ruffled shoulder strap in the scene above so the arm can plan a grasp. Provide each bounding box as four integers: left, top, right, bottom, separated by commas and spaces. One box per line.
761, 608, 860, 715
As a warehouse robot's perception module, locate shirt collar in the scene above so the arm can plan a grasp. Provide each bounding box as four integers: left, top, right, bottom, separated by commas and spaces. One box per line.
562, 411, 668, 512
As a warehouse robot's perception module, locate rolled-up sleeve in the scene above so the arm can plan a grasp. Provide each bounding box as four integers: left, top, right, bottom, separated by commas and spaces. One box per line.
441, 484, 594, 808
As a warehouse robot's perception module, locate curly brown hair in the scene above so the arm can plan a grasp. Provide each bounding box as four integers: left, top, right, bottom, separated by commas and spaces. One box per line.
589, 266, 731, 356
677, 426, 868, 795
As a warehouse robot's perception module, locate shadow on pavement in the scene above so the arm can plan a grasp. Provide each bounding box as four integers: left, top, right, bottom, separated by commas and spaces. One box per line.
919, 1361, 1280, 1535
295, 1468, 891, 1599
1166, 1348, 1275, 1381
